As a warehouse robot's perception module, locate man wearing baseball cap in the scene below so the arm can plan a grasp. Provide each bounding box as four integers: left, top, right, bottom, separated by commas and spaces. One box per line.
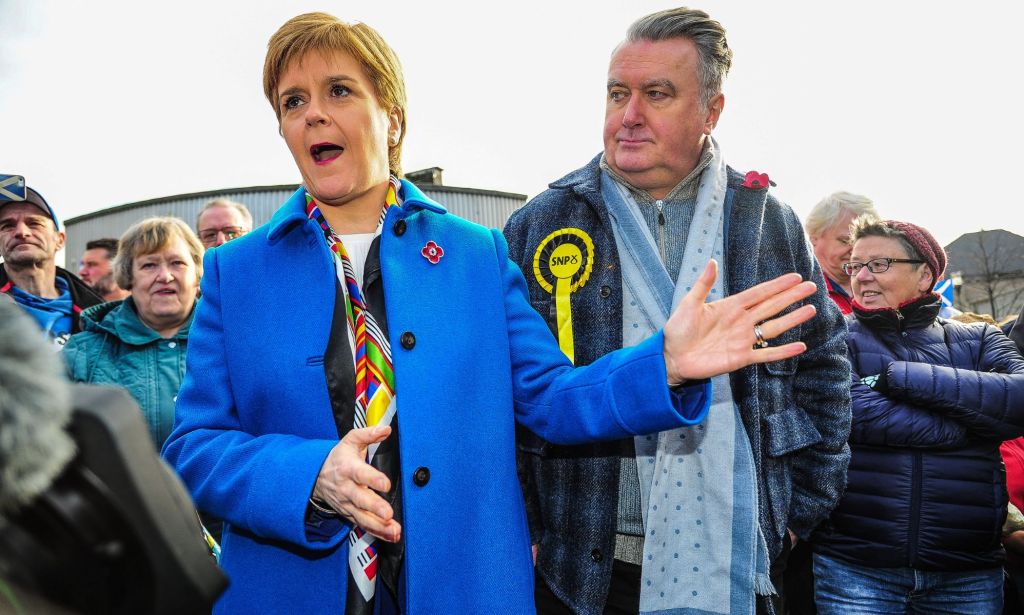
0, 186, 102, 347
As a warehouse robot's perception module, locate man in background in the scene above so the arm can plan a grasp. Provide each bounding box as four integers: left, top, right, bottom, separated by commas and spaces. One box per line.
79, 238, 130, 302
804, 192, 878, 314
196, 198, 252, 249
1, 186, 102, 346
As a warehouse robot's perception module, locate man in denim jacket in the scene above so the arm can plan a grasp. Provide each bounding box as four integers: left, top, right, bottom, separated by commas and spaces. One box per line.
504, 7, 851, 615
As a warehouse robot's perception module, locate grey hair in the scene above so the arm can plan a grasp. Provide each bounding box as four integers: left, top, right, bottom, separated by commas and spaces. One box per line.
196, 198, 254, 231
805, 191, 879, 239
625, 7, 732, 109
849, 215, 923, 268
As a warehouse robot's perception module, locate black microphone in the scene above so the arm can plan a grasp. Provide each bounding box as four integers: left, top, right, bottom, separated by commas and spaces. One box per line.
0, 299, 76, 512
0, 300, 227, 614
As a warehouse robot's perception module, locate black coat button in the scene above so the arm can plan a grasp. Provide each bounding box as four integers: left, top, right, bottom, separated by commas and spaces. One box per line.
591, 548, 603, 562
413, 466, 430, 486
599, 285, 612, 298
393, 219, 407, 236
400, 331, 416, 349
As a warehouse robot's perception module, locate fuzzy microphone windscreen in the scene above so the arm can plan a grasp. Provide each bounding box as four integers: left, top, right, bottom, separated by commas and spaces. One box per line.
0, 298, 76, 512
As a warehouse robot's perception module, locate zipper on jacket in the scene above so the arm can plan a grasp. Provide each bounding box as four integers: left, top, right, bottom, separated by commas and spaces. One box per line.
656, 199, 668, 265
908, 450, 922, 565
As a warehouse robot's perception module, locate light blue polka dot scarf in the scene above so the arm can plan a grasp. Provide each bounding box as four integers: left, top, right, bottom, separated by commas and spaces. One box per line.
602, 138, 773, 615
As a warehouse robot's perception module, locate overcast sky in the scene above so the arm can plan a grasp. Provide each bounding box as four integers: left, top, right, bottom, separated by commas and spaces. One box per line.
1, 0, 1021, 246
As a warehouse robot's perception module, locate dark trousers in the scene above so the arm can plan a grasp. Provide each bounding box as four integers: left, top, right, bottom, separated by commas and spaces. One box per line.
535, 559, 641, 615
781, 539, 816, 615
765, 532, 792, 615
536, 534, 792, 615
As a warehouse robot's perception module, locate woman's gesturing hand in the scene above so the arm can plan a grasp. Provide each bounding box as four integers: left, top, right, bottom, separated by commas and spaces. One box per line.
313, 425, 402, 543
663, 260, 818, 385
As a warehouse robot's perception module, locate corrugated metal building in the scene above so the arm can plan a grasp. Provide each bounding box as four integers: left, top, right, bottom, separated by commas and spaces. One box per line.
63, 168, 526, 265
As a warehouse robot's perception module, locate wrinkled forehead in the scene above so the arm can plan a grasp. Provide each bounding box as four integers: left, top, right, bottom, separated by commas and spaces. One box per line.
198, 205, 246, 229
830, 210, 860, 236
0, 202, 56, 228
850, 235, 909, 260
83, 247, 112, 262
132, 233, 197, 264
608, 37, 699, 80
280, 47, 366, 88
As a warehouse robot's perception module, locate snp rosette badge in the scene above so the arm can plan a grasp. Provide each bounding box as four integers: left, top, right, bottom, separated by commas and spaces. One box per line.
532, 228, 595, 364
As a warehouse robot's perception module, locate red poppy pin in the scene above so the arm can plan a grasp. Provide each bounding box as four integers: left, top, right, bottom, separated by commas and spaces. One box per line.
421, 240, 444, 264
742, 171, 772, 190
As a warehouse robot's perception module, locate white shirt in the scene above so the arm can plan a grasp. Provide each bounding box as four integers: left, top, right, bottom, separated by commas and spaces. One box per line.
336, 231, 378, 364
338, 231, 376, 289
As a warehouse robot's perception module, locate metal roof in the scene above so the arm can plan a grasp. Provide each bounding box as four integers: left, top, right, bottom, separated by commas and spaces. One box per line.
63, 183, 526, 267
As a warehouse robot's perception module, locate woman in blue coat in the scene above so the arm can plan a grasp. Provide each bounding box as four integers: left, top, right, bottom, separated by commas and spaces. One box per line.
813, 218, 1024, 614
161, 12, 818, 614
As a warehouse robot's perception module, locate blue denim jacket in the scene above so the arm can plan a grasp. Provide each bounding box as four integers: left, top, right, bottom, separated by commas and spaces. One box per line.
504, 155, 852, 615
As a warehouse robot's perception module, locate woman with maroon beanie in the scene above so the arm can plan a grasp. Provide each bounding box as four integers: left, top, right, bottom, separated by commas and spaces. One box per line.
813, 217, 1024, 614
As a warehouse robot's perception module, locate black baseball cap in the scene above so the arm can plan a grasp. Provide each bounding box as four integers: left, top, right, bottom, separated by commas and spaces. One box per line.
0, 186, 61, 231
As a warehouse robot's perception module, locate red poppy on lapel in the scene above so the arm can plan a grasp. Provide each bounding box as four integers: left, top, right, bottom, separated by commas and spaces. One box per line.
742, 171, 772, 190
421, 241, 444, 264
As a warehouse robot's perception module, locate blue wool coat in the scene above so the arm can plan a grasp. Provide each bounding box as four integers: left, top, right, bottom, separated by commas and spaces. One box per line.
816, 295, 1024, 570
161, 182, 710, 614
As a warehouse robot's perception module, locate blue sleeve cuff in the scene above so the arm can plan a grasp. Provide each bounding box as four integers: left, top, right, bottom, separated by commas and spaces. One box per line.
669, 378, 713, 425
305, 507, 346, 543
608, 332, 713, 434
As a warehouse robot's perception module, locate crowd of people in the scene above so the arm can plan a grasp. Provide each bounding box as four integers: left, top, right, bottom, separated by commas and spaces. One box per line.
4, 5, 1024, 615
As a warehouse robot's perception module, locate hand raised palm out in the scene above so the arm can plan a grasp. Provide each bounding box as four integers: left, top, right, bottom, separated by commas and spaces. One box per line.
663, 260, 817, 384
316, 260, 818, 540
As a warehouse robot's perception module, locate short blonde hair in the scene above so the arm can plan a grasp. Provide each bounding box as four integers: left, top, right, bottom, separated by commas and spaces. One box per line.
263, 12, 407, 175
113, 217, 204, 290
805, 191, 879, 239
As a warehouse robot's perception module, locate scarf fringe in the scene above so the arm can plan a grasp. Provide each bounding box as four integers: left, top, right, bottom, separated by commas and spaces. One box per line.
754, 572, 777, 597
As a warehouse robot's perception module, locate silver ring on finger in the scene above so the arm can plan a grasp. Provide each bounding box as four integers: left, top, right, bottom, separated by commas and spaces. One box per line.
753, 324, 769, 349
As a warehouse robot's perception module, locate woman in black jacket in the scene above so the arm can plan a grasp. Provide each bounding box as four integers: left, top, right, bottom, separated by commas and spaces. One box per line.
813, 218, 1024, 615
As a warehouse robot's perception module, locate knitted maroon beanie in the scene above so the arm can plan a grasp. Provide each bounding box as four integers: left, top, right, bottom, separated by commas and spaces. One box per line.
886, 219, 947, 280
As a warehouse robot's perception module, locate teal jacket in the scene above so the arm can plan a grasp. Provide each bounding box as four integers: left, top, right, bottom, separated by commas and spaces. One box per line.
64, 298, 192, 448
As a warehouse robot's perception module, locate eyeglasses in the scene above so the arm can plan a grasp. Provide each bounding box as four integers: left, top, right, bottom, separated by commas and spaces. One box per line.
198, 226, 245, 245
842, 257, 924, 276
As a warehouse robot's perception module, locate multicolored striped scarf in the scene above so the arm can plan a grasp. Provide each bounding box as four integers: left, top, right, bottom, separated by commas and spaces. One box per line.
306, 176, 401, 614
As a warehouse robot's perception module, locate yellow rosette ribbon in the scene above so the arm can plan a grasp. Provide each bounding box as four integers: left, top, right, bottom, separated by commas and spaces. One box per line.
532, 228, 595, 364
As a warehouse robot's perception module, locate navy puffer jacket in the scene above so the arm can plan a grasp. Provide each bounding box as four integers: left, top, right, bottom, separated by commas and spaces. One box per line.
815, 294, 1024, 571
